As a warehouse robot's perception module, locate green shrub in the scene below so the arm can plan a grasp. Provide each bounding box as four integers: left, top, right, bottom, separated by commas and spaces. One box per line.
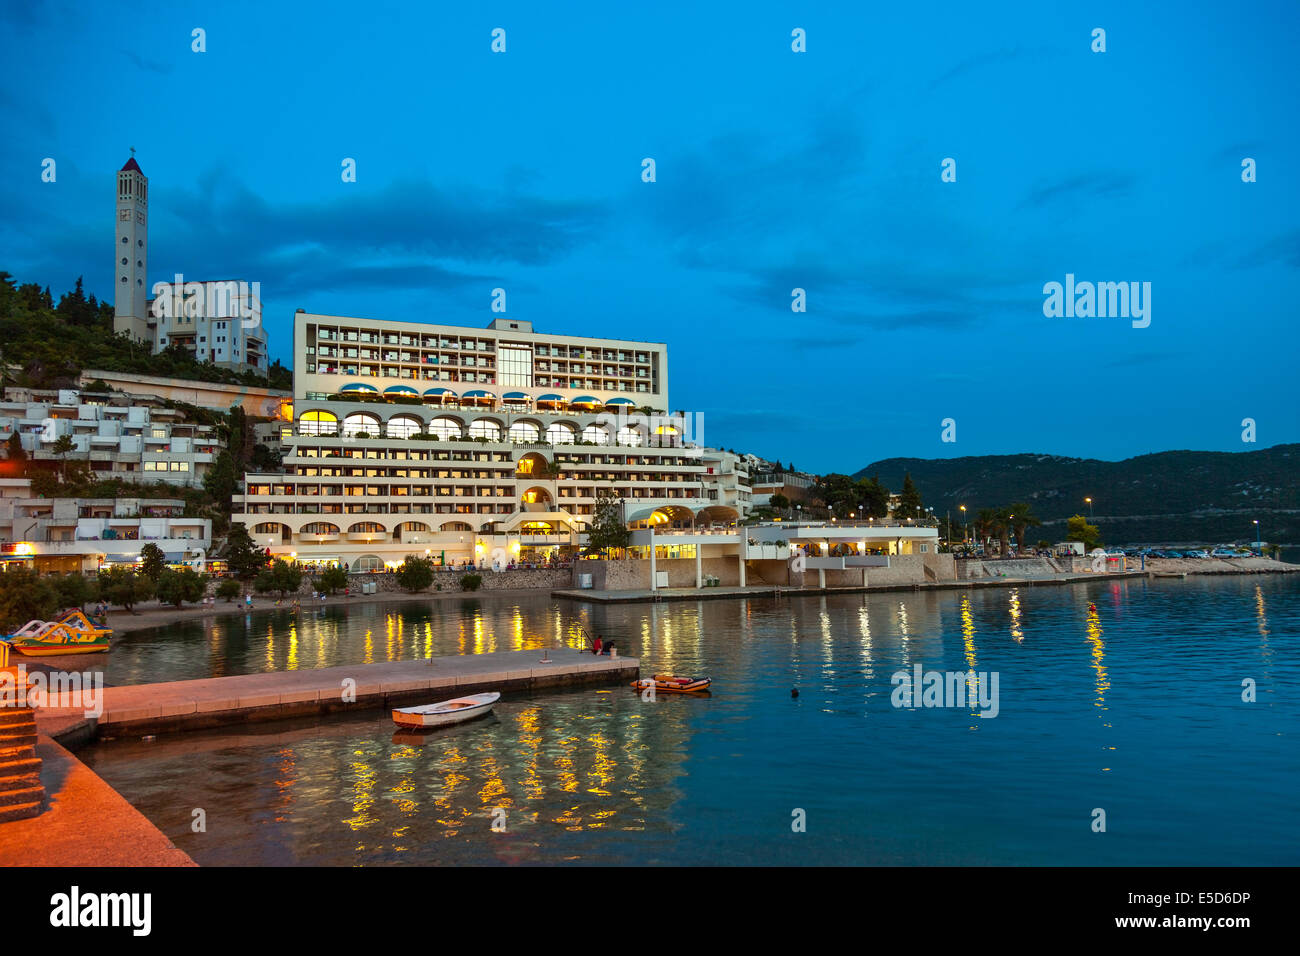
459, 573, 482, 592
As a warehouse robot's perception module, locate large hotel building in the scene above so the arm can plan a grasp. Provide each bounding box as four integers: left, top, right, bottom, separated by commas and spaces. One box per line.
232, 312, 748, 569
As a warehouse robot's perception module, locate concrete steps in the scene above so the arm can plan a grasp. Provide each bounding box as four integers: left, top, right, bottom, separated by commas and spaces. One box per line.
0, 705, 44, 823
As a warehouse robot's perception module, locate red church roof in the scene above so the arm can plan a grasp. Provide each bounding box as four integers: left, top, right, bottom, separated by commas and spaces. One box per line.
121, 157, 143, 174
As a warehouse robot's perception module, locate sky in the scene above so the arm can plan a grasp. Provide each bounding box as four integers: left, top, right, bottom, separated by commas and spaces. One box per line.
2, 0, 1298, 474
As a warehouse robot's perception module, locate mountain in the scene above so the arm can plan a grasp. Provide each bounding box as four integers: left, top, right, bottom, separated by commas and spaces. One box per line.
852, 445, 1300, 546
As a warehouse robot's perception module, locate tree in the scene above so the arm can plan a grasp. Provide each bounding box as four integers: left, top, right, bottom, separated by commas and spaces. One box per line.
895, 473, 924, 520
51, 433, 75, 481
254, 559, 302, 599
54, 572, 94, 611
224, 522, 268, 580
993, 507, 1014, 555
314, 565, 348, 595
97, 565, 155, 612
1066, 514, 1102, 551
1008, 503, 1043, 552
203, 448, 238, 510
156, 567, 208, 607
585, 491, 630, 556
858, 475, 890, 518
770, 493, 791, 514
5, 432, 25, 462
0, 568, 59, 631
460, 573, 482, 592
139, 542, 167, 582
215, 579, 242, 602
395, 556, 434, 593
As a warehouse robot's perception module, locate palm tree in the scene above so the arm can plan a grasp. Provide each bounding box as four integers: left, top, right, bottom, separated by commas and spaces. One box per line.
975, 508, 999, 553
1008, 503, 1042, 552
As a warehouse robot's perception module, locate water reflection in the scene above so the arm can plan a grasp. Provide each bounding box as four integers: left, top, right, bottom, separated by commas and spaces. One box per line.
85, 579, 1300, 866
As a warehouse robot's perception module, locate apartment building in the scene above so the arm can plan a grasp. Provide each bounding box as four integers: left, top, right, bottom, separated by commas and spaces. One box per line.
0, 388, 220, 489
0, 479, 211, 573
233, 313, 743, 569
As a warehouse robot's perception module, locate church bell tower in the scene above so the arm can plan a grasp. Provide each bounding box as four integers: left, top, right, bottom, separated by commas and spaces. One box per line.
114, 153, 150, 341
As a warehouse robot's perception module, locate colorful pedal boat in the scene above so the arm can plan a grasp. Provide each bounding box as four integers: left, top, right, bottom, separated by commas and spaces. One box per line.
2, 610, 112, 656
631, 674, 712, 693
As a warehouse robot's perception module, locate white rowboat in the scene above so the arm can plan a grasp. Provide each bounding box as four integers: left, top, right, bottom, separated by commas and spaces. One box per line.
392, 692, 500, 729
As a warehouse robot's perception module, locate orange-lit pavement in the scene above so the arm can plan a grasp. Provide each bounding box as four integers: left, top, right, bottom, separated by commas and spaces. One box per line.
0, 735, 195, 866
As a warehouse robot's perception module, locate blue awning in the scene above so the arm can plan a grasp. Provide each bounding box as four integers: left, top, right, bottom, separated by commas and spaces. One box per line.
384, 385, 419, 395
339, 382, 378, 393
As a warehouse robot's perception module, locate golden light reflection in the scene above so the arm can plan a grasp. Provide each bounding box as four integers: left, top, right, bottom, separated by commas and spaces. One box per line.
960, 595, 979, 705
287, 622, 298, 670
1254, 585, 1272, 651
344, 761, 378, 830
1008, 588, 1023, 643
1085, 604, 1109, 711
363, 628, 374, 664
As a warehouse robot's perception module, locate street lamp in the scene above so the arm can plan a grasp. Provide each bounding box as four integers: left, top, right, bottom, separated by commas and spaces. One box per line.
1254, 519, 1261, 553
959, 504, 967, 544
1085, 497, 1093, 521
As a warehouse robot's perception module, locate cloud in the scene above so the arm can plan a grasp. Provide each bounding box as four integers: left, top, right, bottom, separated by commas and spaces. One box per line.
1018, 171, 1137, 209
122, 50, 173, 75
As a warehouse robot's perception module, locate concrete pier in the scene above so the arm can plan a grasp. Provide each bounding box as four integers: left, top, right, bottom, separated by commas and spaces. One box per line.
38, 649, 638, 737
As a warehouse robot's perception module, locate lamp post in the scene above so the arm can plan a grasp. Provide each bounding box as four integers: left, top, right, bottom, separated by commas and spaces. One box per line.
959, 504, 967, 544
1254, 519, 1261, 553
1085, 497, 1093, 521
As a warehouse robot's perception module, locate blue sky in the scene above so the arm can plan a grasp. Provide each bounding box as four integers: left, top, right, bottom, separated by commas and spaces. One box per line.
2, 0, 1297, 474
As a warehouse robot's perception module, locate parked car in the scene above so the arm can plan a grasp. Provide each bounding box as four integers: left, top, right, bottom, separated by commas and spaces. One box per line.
1185, 549, 1210, 559
1210, 548, 1238, 558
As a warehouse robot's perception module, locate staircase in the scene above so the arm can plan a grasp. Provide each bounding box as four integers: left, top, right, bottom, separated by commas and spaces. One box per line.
0, 706, 44, 823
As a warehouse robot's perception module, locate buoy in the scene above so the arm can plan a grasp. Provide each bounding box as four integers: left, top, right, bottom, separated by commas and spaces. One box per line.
791, 688, 799, 698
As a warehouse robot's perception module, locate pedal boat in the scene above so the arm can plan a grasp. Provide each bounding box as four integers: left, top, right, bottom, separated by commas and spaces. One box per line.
2, 610, 112, 656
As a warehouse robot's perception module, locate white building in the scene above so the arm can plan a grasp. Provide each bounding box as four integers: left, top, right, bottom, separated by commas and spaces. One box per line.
110, 154, 269, 373
0, 388, 220, 489
150, 279, 269, 372
0, 479, 210, 574
232, 312, 742, 569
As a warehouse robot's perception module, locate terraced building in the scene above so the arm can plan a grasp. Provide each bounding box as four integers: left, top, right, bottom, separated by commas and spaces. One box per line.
232, 312, 745, 569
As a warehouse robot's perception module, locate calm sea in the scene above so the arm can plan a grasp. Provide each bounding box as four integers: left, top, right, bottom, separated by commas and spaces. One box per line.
82, 575, 1299, 866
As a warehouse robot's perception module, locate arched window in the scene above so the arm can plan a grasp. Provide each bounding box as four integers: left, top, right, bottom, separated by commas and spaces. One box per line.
546, 422, 576, 444
341, 413, 381, 438
299, 410, 338, 435
428, 417, 462, 440
582, 424, 610, 444
616, 425, 645, 446
386, 415, 423, 438
301, 522, 340, 535
508, 421, 540, 443
469, 419, 502, 441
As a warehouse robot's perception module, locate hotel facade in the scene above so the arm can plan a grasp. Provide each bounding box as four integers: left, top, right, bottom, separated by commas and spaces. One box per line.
232, 312, 747, 569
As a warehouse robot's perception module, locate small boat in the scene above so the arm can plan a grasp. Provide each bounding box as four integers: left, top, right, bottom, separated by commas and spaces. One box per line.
631, 674, 712, 694
392, 692, 500, 729
2, 610, 112, 657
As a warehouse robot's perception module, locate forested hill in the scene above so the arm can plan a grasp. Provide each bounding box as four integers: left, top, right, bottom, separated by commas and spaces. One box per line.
0, 271, 291, 391
852, 445, 1299, 545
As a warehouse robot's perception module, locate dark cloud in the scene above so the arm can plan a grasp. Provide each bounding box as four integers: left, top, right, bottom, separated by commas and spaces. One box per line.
1018, 171, 1137, 209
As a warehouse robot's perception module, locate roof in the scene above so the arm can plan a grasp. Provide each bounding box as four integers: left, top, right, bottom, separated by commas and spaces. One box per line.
120, 157, 144, 174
